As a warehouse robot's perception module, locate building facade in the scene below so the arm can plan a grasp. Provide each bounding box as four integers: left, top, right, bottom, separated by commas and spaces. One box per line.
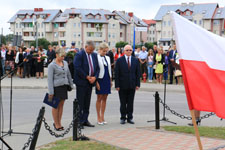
9, 8, 148, 49
154, 2, 225, 48
142, 19, 157, 43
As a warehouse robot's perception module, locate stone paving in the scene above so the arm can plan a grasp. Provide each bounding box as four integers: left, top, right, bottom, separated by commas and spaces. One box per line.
88, 128, 225, 150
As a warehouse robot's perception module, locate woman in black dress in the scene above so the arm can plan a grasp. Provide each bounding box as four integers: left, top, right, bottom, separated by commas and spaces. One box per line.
5, 46, 15, 77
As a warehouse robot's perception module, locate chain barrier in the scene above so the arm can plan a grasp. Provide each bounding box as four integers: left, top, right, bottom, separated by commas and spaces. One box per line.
22, 115, 42, 150
208, 145, 225, 150
154, 95, 215, 120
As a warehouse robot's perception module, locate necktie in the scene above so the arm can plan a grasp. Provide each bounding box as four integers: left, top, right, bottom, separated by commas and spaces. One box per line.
88, 54, 94, 76
127, 56, 130, 69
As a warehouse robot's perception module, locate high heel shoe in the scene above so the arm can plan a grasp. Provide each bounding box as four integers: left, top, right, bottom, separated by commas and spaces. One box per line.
53, 123, 63, 131
188, 119, 201, 126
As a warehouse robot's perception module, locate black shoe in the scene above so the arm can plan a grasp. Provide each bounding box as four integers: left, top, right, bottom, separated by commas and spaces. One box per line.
127, 119, 135, 124
83, 121, 95, 127
53, 123, 63, 131
120, 119, 126, 124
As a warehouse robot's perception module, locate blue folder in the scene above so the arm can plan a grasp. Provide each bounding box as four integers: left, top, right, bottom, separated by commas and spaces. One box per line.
43, 93, 60, 109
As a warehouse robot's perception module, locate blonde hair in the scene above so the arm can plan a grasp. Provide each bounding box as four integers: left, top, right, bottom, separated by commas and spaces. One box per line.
148, 49, 154, 56
55, 48, 66, 57
99, 42, 109, 50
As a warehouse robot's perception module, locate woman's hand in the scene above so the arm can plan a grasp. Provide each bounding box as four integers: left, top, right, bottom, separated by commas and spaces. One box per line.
96, 81, 100, 91
48, 94, 53, 101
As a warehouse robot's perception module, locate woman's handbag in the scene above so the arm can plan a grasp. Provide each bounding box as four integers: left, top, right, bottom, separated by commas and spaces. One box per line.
67, 85, 72, 91
153, 65, 157, 69
174, 69, 182, 77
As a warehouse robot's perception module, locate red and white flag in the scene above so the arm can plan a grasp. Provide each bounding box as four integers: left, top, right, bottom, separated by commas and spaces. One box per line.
171, 12, 225, 119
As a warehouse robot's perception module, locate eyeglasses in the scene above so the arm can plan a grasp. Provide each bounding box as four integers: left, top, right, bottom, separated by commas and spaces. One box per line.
125, 49, 133, 52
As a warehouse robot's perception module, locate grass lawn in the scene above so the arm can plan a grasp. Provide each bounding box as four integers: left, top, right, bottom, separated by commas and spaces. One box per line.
39, 138, 124, 150
163, 126, 225, 139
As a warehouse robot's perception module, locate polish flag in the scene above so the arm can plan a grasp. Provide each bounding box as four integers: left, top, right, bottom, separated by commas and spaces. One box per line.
171, 12, 225, 119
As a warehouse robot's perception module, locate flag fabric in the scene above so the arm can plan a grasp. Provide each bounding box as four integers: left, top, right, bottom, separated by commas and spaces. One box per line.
171, 11, 225, 119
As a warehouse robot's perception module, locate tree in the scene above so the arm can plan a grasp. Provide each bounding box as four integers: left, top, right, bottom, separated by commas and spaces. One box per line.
30, 38, 51, 50
51, 41, 58, 46
144, 42, 154, 50
115, 41, 128, 48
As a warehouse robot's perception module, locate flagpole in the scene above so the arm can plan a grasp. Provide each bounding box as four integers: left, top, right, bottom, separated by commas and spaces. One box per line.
190, 109, 203, 150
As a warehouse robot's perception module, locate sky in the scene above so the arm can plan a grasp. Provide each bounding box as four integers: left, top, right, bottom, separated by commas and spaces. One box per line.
1, 0, 225, 35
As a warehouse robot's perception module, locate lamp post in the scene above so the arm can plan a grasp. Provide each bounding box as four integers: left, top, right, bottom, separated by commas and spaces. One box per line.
33, 15, 38, 51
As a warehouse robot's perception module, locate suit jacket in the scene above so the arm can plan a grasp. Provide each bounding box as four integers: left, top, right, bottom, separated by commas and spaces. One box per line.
115, 56, 141, 89
73, 50, 99, 86
168, 49, 177, 64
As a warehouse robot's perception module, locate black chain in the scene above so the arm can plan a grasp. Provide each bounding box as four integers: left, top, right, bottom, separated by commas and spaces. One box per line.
208, 145, 225, 150
22, 115, 42, 150
154, 95, 215, 120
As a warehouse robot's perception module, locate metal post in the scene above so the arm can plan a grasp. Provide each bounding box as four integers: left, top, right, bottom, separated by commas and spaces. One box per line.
155, 91, 160, 129
73, 99, 78, 141
29, 107, 45, 150
133, 25, 135, 51
35, 22, 38, 51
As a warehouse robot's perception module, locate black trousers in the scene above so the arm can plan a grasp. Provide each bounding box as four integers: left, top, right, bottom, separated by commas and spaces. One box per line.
169, 64, 178, 84
119, 88, 135, 120
76, 85, 92, 123
140, 62, 147, 79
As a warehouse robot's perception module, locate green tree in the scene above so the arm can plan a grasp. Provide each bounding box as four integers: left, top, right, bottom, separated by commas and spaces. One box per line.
115, 41, 128, 48
144, 42, 154, 50
30, 38, 50, 50
51, 41, 58, 46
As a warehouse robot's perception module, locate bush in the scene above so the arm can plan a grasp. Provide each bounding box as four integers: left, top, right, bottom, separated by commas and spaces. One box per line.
30, 38, 51, 50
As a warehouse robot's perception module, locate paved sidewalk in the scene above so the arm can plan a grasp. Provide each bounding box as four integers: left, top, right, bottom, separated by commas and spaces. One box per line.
88, 127, 225, 150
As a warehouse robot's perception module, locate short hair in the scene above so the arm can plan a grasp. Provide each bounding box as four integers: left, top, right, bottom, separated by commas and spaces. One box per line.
55, 48, 66, 57
85, 40, 95, 49
99, 42, 109, 50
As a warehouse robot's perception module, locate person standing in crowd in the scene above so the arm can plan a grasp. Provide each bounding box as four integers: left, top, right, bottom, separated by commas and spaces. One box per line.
1, 44, 7, 75
48, 48, 74, 131
138, 46, 148, 80
147, 49, 154, 82
15, 46, 24, 78
115, 45, 141, 125
114, 48, 124, 62
96, 43, 112, 125
73, 40, 100, 128
23, 48, 32, 78
163, 51, 170, 81
35, 50, 45, 79
106, 47, 115, 80
5, 46, 15, 77
47, 45, 56, 66
152, 45, 158, 80
154, 47, 164, 84
30, 46, 36, 77
134, 47, 141, 58
0, 51, 2, 77
169, 44, 178, 84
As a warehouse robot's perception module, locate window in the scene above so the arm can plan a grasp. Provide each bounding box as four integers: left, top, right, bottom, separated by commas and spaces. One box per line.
163, 21, 166, 27
78, 33, 81, 37
78, 41, 80, 45
29, 23, 33, 28
59, 23, 65, 27
194, 20, 197, 24
16, 23, 18, 28
42, 32, 44, 37
199, 20, 202, 25
153, 31, 155, 34
168, 21, 171, 26
78, 23, 80, 28
74, 23, 76, 27
120, 24, 123, 29
112, 24, 116, 28
91, 23, 95, 28
54, 32, 58, 38
95, 32, 102, 37
149, 37, 151, 41
19, 23, 21, 28
108, 24, 111, 29
54, 23, 59, 28
108, 42, 111, 46
112, 33, 115, 38
74, 32, 76, 38
120, 32, 123, 38
87, 23, 91, 28
38, 32, 40, 37
108, 33, 111, 38
186, 11, 190, 16
213, 20, 220, 25
87, 32, 94, 37
153, 38, 154, 41
149, 31, 152, 34
96, 15, 100, 19
60, 32, 66, 37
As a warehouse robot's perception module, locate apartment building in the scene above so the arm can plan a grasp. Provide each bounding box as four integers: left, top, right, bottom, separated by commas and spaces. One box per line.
8, 8, 61, 47
9, 8, 148, 49
154, 2, 224, 48
142, 19, 157, 43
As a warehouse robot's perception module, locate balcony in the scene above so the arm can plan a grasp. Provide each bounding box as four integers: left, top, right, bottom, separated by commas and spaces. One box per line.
23, 27, 34, 32
23, 36, 35, 41
58, 27, 66, 31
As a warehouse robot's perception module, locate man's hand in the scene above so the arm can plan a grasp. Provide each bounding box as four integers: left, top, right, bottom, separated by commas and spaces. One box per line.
116, 87, 120, 91
89, 76, 96, 84
136, 86, 140, 90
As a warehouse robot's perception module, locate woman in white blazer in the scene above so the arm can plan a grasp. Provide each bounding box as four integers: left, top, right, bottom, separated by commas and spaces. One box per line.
96, 42, 112, 125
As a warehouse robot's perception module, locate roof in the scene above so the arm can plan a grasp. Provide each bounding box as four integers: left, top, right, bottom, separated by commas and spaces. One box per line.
159, 38, 173, 42
114, 11, 147, 27
142, 19, 156, 25
214, 7, 225, 19
54, 8, 113, 23
8, 9, 61, 23
154, 3, 218, 21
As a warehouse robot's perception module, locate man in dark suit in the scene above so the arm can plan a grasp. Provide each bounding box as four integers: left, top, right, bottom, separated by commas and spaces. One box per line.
115, 45, 141, 124
73, 40, 99, 128
168, 44, 178, 84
